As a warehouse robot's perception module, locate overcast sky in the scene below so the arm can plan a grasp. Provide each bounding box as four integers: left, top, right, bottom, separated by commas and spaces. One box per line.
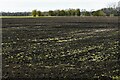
0, 0, 119, 12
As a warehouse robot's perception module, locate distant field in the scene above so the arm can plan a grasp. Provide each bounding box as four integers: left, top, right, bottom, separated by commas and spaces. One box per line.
0, 16, 34, 18
0, 16, 67, 18
0, 16, 119, 18
2, 17, 120, 79
0, 16, 57, 18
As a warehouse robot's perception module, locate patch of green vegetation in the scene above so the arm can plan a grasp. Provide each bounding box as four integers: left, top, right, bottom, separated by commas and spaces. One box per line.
112, 76, 120, 80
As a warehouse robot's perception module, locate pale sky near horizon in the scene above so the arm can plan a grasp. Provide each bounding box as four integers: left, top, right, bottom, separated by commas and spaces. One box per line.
0, 0, 119, 12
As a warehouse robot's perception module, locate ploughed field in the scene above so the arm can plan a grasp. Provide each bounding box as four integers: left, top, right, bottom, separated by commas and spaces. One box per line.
2, 17, 120, 79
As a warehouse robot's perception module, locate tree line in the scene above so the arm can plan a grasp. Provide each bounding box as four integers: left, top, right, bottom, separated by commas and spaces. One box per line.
1, 12, 31, 16
32, 9, 81, 17
31, 2, 119, 17
32, 7, 119, 17
1, 6, 119, 17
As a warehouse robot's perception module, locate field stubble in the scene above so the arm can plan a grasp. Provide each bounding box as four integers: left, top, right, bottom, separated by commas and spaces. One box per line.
2, 17, 120, 79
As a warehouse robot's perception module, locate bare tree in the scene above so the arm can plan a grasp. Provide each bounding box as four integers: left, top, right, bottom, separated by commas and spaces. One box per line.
107, 2, 117, 9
